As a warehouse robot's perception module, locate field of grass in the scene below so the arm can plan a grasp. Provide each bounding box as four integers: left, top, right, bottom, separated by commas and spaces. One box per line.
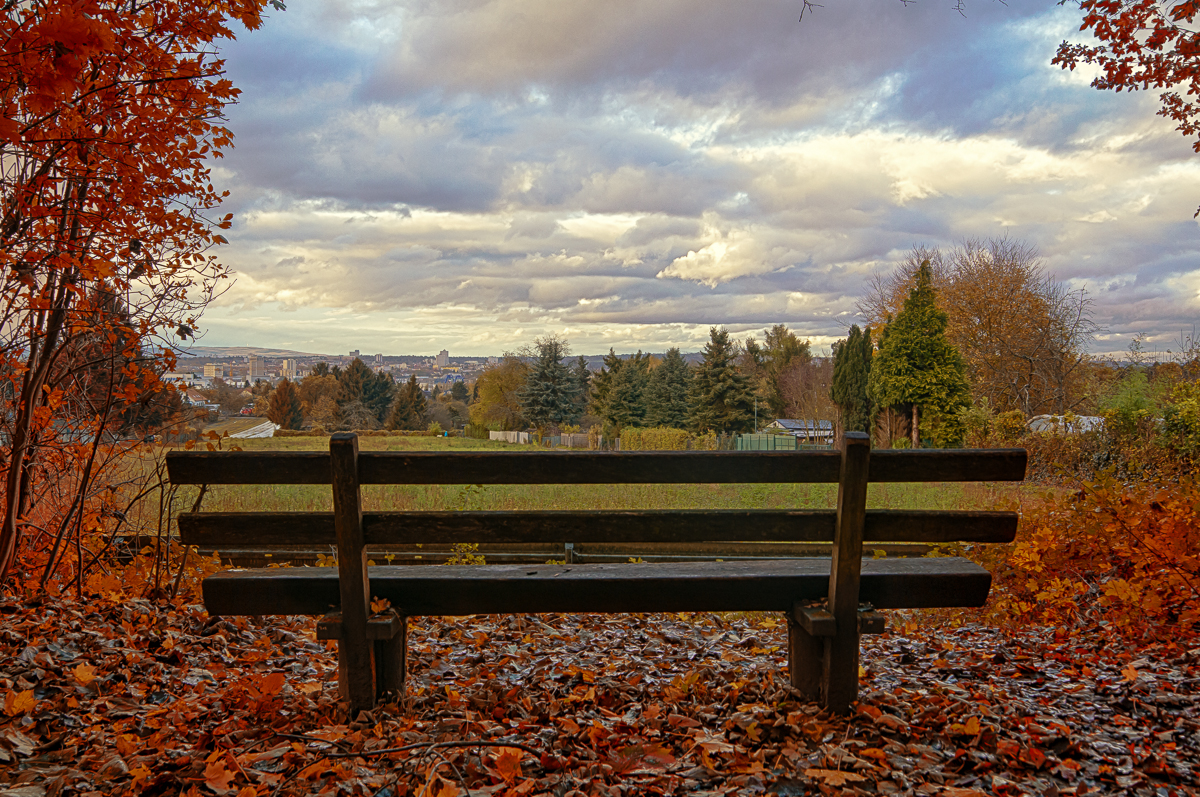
177, 435, 1034, 515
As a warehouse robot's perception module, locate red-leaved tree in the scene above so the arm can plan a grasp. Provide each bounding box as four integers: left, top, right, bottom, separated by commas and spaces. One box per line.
0, 0, 278, 588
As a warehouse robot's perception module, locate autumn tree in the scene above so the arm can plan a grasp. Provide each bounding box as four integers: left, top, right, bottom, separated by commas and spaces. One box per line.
297, 373, 338, 424
868, 261, 970, 448
267, 378, 303, 430
689, 327, 755, 434
387, 375, 428, 431
469, 355, 530, 431
0, 0, 281, 585
644, 348, 693, 428
861, 239, 1096, 416
518, 335, 580, 434
743, 325, 812, 421
831, 325, 874, 435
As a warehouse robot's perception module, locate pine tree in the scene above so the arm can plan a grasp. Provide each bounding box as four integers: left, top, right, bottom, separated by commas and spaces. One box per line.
388, 375, 428, 430
605, 352, 650, 430
450, 380, 469, 402
689, 327, 755, 433
868, 261, 970, 447
831, 325, 874, 435
743, 325, 811, 420
267, 378, 304, 430
588, 348, 623, 416
363, 371, 396, 424
644, 348, 692, 428
518, 336, 580, 432
572, 356, 591, 418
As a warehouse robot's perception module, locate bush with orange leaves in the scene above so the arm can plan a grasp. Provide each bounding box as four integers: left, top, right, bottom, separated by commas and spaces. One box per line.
980, 474, 1200, 640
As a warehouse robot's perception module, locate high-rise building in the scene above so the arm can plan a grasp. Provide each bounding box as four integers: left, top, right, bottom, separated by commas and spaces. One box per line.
283, 359, 298, 378
374, 353, 383, 366
436, 349, 450, 368
204, 363, 225, 379
349, 349, 361, 359
248, 355, 265, 382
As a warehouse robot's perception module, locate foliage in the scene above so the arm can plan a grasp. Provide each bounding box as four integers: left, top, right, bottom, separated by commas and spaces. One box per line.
620, 427, 692, 450
743, 325, 812, 421
571, 356, 591, 418
267, 378, 303, 430
1162, 380, 1200, 456
336, 359, 394, 430
449, 380, 469, 403
427, 421, 444, 435
984, 474, 1200, 639
387, 375, 428, 431
861, 240, 1096, 416
643, 348, 693, 429
444, 542, 485, 565
518, 335, 580, 432
469, 355, 529, 431
0, 0, 276, 585
1055, 0, 1200, 214
604, 351, 651, 431
831, 324, 874, 435
588, 348, 623, 417
689, 327, 755, 434
868, 261, 970, 448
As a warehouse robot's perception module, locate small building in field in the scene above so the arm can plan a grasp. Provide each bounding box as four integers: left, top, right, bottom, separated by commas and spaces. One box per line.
763, 418, 834, 443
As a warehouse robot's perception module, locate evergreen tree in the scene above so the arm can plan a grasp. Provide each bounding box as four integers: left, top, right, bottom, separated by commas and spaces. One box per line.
337, 358, 372, 405
831, 325, 874, 435
605, 351, 650, 430
588, 348, 623, 416
267, 378, 304, 430
518, 335, 580, 432
689, 327, 755, 433
743, 324, 811, 420
572, 356, 591, 418
363, 370, 396, 424
644, 348, 692, 428
868, 261, 970, 447
388, 375, 428, 430
471, 382, 479, 403
311, 362, 331, 377
450, 380, 469, 402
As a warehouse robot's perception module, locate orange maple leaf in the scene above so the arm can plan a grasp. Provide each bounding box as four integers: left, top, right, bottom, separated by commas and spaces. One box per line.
1121, 663, 1139, 682
4, 689, 35, 716
73, 662, 97, 686
805, 768, 867, 786
204, 758, 237, 793
492, 749, 523, 785
260, 672, 286, 696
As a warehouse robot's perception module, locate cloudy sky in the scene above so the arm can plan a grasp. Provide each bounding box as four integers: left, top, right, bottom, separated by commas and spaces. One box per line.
197, 0, 1200, 357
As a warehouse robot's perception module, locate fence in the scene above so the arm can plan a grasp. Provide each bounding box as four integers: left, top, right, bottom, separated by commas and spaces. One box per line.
488, 430, 533, 444
736, 433, 834, 451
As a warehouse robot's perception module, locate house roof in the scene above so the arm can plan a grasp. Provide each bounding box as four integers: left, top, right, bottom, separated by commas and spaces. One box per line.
766, 419, 833, 431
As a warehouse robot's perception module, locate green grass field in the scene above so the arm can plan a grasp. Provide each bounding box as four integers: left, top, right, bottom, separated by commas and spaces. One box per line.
180, 435, 1033, 515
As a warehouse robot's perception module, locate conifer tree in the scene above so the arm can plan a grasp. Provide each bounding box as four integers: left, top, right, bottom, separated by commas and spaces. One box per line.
588, 348, 623, 416
518, 336, 580, 432
868, 261, 970, 447
572, 356, 591, 418
831, 325, 874, 435
450, 380, 469, 402
689, 328, 755, 433
605, 352, 650, 430
388, 375, 428, 430
744, 325, 811, 420
267, 378, 304, 430
644, 348, 693, 428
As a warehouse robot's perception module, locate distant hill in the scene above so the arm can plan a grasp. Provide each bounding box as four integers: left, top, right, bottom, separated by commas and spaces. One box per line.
179, 346, 329, 358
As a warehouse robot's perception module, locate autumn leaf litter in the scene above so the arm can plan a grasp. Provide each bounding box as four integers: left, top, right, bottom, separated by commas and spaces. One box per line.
1, 596, 1197, 796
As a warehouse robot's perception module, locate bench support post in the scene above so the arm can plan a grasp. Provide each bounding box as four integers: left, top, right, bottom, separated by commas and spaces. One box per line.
824, 431, 870, 713
787, 611, 823, 699
331, 433, 375, 714
374, 614, 407, 698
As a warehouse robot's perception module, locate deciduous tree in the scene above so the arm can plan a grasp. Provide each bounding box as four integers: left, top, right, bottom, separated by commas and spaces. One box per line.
267, 378, 303, 430
469, 356, 529, 431
743, 325, 812, 421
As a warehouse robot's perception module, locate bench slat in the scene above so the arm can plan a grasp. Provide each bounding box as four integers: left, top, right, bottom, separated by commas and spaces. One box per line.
177, 508, 1018, 546
200, 557, 992, 616
166, 448, 1027, 486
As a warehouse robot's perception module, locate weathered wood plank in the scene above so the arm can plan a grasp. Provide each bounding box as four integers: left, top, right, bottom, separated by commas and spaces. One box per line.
200, 557, 992, 616
177, 509, 1018, 546
330, 434, 374, 713
825, 432, 870, 712
166, 447, 1027, 486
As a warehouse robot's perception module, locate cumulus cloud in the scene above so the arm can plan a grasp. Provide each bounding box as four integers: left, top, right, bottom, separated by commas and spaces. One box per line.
202, 0, 1200, 356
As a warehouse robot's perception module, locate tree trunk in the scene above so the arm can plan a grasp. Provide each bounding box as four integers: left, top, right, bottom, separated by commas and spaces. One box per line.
911, 404, 919, 449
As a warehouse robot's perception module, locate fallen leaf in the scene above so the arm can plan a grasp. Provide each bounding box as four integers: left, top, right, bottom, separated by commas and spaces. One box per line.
805, 768, 867, 786
73, 662, 96, 685
204, 759, 237, 793
492, 749, 522, 785
3, 690, 35, 716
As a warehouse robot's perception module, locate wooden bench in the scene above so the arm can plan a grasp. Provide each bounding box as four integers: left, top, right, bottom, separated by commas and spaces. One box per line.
166, 431, 1025, 715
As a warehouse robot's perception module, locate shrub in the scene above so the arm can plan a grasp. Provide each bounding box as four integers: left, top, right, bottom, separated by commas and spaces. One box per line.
621, 427, 691, 450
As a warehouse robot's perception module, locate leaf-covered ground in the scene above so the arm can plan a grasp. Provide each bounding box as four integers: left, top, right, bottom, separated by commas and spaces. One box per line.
1, 596, 1197, 797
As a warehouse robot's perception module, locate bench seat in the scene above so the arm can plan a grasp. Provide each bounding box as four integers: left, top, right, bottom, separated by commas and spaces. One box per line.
202, 557, 990, 617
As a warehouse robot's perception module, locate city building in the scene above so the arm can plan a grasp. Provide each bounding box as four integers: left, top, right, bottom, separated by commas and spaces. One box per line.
374, 353, 383, 366
248, 355, 265, 382
283, 359, 298, 379
203, 363, 225, 380
436, 349, 450, 368
350, 349, 361, 359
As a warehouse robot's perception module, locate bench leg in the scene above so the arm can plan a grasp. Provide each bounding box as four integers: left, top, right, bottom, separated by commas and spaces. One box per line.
373, 615, 407, 700
821, 628, 859, 713
335, 638, 376, 712
787, 614, 822, 700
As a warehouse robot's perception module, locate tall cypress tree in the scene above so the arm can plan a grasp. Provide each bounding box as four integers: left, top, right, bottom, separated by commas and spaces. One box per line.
868, 261, 970, 447
518, 336, 580, 432
387, 375, 428, 430
267, 378, 304, 430
644, 348, 693, 428
831, 325, 874, 435
689, 327, 755, 433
